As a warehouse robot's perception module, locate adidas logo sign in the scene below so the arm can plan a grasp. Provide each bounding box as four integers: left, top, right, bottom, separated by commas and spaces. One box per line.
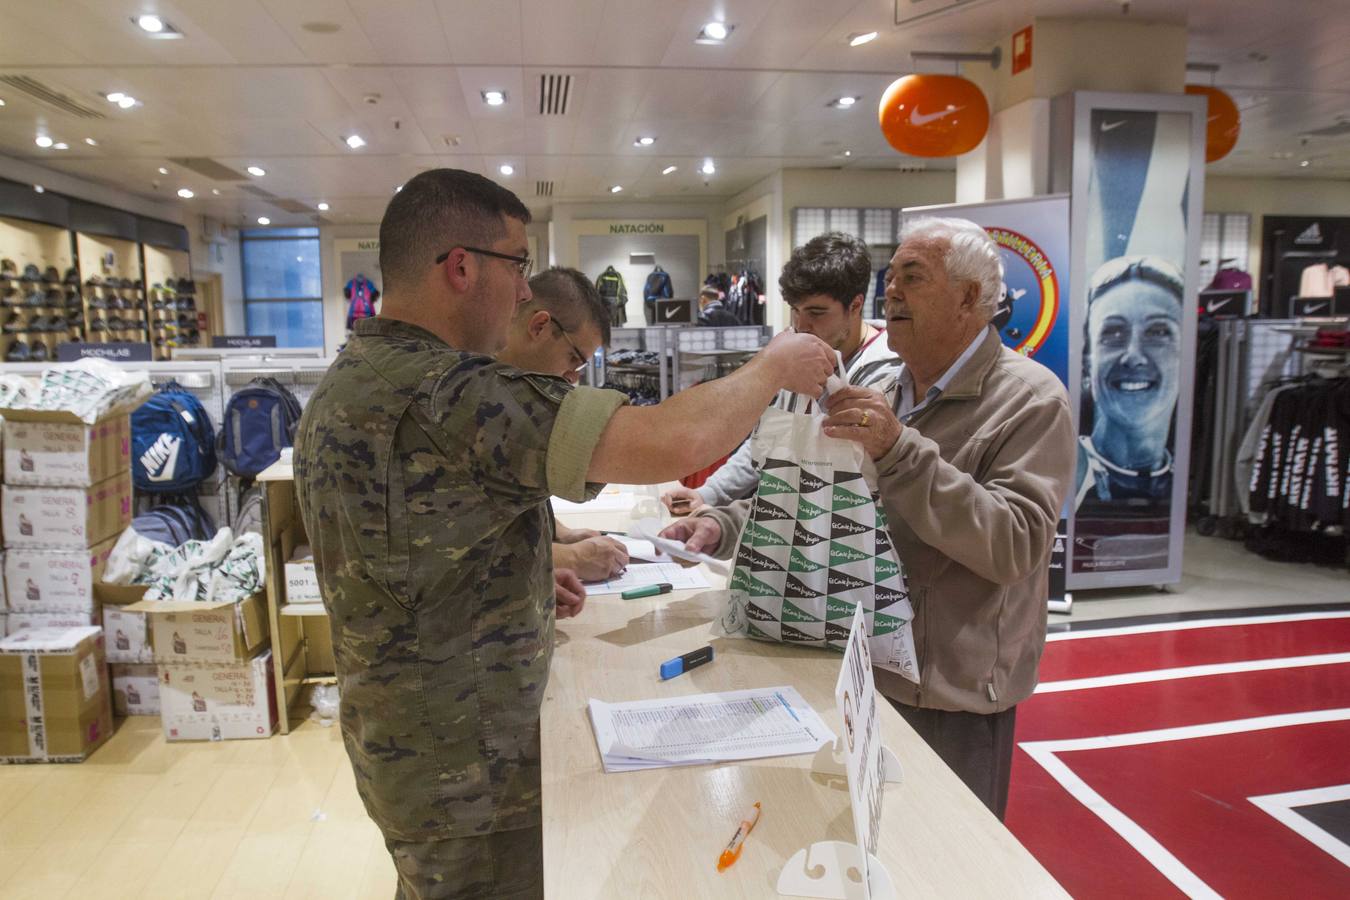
140, 433, 182, 483
1295, 222, 1323, 245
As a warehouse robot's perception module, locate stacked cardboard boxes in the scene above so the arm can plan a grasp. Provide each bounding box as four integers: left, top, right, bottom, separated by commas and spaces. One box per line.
126, 592, 276, 741
0, 625, 114, 762
1, 409, 132, 636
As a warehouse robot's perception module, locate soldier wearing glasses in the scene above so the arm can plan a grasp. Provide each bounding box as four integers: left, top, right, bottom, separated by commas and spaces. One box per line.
294, 168, 836, 899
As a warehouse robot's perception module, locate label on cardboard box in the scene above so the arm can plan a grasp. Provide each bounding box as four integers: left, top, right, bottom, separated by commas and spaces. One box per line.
1, 473, 133, 549
4, 537, 117, 614
102, 605, 153, 664
284, 559, 321, 604
3, 415, 131, 487
4, 611, 97, 636
111, 663, 160, 716
159, 650, 276, 741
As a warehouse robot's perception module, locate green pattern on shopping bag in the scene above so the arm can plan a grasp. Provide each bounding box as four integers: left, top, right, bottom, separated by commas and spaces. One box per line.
797, 496, 828, 520
758, 471, 794, 496
745, 520, 789, 548
832, 485, 871, 511
875, 557, 900, 580
826, 596, 856, 620
872, 611, 904, 635
789, 547, 824, 573
828, 540, 869, 566
782, 600, 821, 625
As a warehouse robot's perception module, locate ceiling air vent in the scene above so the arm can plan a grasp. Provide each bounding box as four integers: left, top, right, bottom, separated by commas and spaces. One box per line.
538, 74, 572, 116
536, 180, 554, 197
169, 158, 249, 181
0, 75, 105, 119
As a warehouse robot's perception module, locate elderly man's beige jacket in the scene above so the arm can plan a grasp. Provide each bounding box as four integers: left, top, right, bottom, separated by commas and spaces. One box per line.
697, 327, 1075, 713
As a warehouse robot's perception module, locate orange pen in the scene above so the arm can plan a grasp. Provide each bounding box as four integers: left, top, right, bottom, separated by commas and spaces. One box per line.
716, 801, 762, 872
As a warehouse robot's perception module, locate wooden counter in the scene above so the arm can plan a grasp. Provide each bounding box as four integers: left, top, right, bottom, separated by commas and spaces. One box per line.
544, 500, 1067, 899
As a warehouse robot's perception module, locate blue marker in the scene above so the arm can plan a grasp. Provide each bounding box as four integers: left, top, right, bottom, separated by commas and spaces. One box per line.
659, 645, 714, 680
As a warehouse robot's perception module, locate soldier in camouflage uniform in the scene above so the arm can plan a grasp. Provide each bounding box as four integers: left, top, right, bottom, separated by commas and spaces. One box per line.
294, 168, 836, 899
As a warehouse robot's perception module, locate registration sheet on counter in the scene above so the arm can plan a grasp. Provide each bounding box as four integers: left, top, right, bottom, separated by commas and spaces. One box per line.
583, 562, 711, 596
589, 687, 835, 773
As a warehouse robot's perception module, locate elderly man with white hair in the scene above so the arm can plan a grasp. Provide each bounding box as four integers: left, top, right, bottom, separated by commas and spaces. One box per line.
665, 217, 1075, 819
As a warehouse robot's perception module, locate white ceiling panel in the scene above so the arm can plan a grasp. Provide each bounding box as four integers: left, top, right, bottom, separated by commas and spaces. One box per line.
588, 0, 689, 67
434, 0, 524, 65
169, 0, 308, 65
519, 0, 606, 65
633, 69, 782, 119
455, 68, 527, 120
345, 0, 452, 63
257, 0, 381, 64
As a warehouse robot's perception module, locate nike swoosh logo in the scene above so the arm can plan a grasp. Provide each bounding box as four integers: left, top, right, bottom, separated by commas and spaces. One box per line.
1010, 288, 1027, 300
909, 106, 962, 126
663, 307, 679, 319
1206, 299, 1231, 313
1304, 303, 1328, 313
1101, 120, 1126, 132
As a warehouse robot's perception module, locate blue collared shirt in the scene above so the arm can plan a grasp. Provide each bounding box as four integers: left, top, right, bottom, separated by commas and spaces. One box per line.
896, 327, 989, 423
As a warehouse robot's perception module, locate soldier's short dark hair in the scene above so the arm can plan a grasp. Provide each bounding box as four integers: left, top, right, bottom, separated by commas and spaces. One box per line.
526, 266, 611, 346
779, 231, 872, 308
379, 168, 531, 292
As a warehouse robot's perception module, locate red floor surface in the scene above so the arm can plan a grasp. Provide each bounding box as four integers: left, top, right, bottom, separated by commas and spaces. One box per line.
1006, 611, 1350, 899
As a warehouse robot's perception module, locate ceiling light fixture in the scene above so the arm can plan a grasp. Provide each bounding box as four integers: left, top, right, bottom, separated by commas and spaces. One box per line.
53, 142, 68, 150
831, 95, 861, 109
117, 95, 136, 109
246, 165, 266, 177
849, 31, 879, 48
105, 92, 125, 103
697, 21, 733, 43
211, 189, 221, 196
177, 188, 194, 198
257, 216, 270, 225
136, 14, 164, 32
132, 14, 182, 39
34, 135, 53, 148
635, 136, 656, 146
499, 164, 514, 176
610, 185, 623, 193
33, 185, 44, 193
661, 165, 678, 175
842, 150, 852, 157
84, 137, 97, 146
0, 98, 6, 106
482, 90, 506, 106
317, 202, 329, 211
700, 159, 716, 175
158, 166, 169, 175
395, 184, 403, 192
1300, 159, 1311, 167
344, 134, 366, 149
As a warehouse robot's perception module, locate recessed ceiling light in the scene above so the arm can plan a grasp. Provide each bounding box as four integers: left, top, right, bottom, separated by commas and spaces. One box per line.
0, 98, 6, 106
499, 163, 514, 176
700, 159, 716, 175
33, 185, 44, 194
832, 95, 860, 109
1300, 159, 1311, 167
482, 90, 506, 106
246, 165, 266, 177
136, 14, 164, 33
34, 135, 52, 148
317, 202, 329, 211
849, 31, 879, 48
158, 166, 169, 175
105, 92, 125, 103
395, 184, 403, 192
344, 134, 366, 149
84, 137, 97, 146
257, 216, 270, 225
177, 188, 194, 198
53, 142, 68, 150
661, 165, 678, 175
635, 136, 656, 146
697, 22, 733, 43
211, 189, 221, 196
610, 185, 623, 193
117, 96, 136, 109
842, 150, 852, 157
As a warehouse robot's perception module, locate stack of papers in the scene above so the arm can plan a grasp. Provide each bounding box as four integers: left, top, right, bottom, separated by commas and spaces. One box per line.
584, 562, 710, 596
552, 487, 638, 514
589, 686, 835, 773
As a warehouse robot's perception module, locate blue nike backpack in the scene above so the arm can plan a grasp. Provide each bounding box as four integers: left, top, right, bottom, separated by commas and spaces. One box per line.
131, 382, 218, 493
220, 377, 303, 478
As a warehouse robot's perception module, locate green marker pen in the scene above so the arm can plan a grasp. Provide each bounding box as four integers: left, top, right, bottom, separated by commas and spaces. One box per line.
621, 582, 674, 600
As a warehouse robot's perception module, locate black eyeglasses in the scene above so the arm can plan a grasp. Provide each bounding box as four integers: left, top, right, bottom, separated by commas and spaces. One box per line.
435, 246, 533, 277
548, 317, 590, 372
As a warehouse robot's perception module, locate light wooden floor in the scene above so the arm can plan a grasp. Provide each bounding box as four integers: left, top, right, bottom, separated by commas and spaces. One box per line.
0, 715, 395, 900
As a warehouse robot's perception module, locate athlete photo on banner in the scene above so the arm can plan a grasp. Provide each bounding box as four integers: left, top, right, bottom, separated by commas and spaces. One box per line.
1073, 109, 1191, 575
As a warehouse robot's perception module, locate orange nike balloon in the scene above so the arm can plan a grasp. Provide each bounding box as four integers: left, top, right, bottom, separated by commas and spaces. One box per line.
878, 74, 990, 157
1184, 85, 1240, 162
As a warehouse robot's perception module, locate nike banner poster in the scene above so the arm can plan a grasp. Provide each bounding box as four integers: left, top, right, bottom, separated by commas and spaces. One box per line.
1067, 97, 1203, 585
719, 407, 919, 681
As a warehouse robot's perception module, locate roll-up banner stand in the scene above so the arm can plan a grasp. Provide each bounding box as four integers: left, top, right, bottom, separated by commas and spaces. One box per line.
903, 195, 1073, 609
1053, 91, 1206, 591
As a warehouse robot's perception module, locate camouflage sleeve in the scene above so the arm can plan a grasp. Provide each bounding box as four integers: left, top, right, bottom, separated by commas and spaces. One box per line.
548, 386, 628, 501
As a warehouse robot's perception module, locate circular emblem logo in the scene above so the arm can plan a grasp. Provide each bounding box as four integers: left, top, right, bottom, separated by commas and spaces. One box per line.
986, 227, 1059, 359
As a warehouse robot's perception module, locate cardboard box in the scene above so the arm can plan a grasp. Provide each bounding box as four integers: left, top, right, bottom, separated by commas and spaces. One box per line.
5, 611, 97, 635
93, 582, 150, 606
0, 625, 114, 762
129, 591, 269, 665
158, 649, 277, 741
284, 546, 321, 604
2, 472, 132, 549
4, 537, 118, 615
102, 604, 153, 664
111, 663, 159, 716
3, 412, 131, 487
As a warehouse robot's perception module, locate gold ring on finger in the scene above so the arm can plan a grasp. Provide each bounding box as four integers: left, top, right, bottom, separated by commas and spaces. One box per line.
860, 410, 871, 427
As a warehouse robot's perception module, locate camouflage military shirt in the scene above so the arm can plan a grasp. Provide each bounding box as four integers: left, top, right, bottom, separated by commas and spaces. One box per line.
294, 317, 626, 841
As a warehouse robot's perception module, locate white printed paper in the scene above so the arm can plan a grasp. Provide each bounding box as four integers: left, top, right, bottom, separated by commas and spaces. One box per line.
836, 601, 886, 900
583, 562, 711, 596
588, 686, 835, 773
